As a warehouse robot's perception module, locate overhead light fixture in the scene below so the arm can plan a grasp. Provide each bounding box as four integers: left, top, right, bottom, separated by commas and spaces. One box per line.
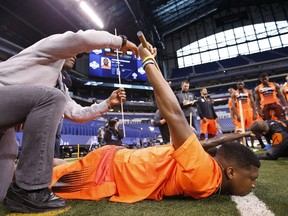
79, 1, 104, 29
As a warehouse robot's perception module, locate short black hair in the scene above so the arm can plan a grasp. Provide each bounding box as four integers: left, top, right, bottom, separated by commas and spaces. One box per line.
182, 79, 189, 84
215, 142, 261, 169
249, 120, 266, 134
108, 117, 119, 127
259, 72, 269, 79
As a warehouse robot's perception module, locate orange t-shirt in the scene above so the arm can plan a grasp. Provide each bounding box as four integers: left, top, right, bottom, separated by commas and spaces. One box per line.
111, 133, 222, 202
51, 134, 222, 202
258, 82, 280, 106
234, 89, 252, 111
282, 84, 288, 102
233, 89, 254, 129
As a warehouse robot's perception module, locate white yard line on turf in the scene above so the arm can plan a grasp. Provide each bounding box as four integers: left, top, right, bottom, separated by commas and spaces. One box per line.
231, 192, 275, 216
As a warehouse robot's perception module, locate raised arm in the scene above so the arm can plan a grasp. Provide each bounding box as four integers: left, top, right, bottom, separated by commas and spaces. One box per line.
138, 45, 193, 150
34, 30, 138, 59
64, 88, 126, 123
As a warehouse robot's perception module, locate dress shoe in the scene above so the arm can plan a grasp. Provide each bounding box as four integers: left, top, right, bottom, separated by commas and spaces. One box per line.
3, 182, 67, 213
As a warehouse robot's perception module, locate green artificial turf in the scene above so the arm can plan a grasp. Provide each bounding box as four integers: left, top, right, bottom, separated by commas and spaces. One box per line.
254, 158, 288, 216
0, 152, 287, 216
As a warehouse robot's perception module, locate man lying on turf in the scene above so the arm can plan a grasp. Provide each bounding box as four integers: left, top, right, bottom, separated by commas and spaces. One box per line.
50, 42, 260, 202
52, 130, 254, 166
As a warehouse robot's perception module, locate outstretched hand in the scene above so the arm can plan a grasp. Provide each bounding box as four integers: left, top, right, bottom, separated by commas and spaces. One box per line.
138, 43, 157, 61
106, 88, 126, 108
122, 40, 139, 58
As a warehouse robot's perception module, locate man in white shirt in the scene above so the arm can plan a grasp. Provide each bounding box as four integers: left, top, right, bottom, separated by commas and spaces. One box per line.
0, 29, 138, 213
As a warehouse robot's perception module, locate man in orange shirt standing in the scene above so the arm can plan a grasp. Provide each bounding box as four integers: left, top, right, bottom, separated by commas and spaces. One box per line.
254, 72, 288, 121
281, 74, 288, 103
51, 41, 260, 204
231, 80, 257, 148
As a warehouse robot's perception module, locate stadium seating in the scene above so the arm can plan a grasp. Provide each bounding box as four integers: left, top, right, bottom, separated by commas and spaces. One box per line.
194, 62, 220, 74
218, 56, 249, 68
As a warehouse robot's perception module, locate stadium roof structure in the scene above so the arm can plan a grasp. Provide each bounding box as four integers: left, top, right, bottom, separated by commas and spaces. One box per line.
0, 0, 286, 108
0, 0, 279, 50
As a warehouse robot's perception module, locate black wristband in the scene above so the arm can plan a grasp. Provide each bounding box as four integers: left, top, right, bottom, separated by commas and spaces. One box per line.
120, 35, 127, 48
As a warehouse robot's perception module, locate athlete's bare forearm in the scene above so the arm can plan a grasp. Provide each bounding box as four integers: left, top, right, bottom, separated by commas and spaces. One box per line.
200, 131, 252, 150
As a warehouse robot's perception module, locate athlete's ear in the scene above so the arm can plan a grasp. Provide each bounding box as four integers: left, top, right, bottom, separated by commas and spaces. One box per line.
224, 167, 236, 180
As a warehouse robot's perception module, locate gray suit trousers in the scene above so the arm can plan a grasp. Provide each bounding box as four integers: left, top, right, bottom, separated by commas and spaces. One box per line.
0, 85, 65, 201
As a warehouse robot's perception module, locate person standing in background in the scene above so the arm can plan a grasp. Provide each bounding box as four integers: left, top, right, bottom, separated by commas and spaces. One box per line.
231, 80, 257, 148
153, 80, 172, 144
97, 125, 105, 146
281, 74, 288, 120
254, 72, 288, 121
197, 88, 218, 140
104, 117, 124, 146
153, 109, 170, 144
175, 79, 198, 132
281, 74, 288, 104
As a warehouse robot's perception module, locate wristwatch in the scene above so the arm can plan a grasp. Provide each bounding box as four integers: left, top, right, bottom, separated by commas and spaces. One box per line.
120, 35, 127, 48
